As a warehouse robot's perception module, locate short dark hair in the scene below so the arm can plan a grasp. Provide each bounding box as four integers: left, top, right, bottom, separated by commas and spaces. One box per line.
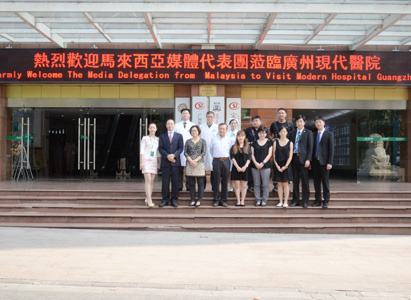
189, 125, 201, 135
166, 118, 175, 124
278, 125, 289, 133
206, 111, 215, 116
181, 108, 190, 114
218, 123, 228, 129
251, 115, 261, 121
314, 116, 325, 122
277, 108, 286, 114
257, 126, 268, 134
295, 115, 306, 122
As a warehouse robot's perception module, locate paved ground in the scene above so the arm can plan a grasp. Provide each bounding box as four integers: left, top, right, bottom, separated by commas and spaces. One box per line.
0, 227, 410, 299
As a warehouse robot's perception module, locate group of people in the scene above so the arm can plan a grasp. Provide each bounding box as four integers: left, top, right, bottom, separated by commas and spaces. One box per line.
140, 108, 334, 209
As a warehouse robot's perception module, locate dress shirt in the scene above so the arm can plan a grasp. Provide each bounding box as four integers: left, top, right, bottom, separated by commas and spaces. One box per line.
168, 131, 174, 141
210, 134, 233, 158
294, 129, 302, 153
317, 130, 324, 141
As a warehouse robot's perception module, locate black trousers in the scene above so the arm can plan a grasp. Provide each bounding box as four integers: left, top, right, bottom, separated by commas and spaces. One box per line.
161, 166, 180, 202
178, 166, 186, 190
187, 176, 205, 203
312, 159, 330, 203
203, 171, 213, 191
291, 155, 310, 204
247, 165, 254, 189
212, 159, 230, 203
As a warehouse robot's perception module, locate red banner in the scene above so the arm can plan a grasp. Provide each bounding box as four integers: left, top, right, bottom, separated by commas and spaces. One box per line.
0, 49, 410, 85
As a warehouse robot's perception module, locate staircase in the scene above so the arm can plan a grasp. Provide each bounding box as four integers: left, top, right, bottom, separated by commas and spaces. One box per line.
0, 189, 410, 234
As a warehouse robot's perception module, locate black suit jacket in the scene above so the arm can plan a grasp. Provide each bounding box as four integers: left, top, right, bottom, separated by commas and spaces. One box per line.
158, 131, 184, 167
313, 130, 335, 165
289, 128, 313, 164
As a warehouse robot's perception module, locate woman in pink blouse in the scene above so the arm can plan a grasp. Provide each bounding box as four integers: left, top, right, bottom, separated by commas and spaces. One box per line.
140, 123, 161, 207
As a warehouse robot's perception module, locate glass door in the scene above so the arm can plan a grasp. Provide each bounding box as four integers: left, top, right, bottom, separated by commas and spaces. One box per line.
77, 116, 97, 180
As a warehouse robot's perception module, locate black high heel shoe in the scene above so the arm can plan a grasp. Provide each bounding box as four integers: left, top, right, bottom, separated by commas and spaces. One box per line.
195, 201, 201, 207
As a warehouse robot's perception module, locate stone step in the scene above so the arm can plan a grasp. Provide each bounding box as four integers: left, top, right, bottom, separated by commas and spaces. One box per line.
1, 196, 411, 206
1, 190, 411, 199
0, 222, 410, 235
0, 212, 410, 225
0, 203, 409, 215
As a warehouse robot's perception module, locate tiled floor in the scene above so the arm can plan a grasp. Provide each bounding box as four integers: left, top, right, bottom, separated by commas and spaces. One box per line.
0, 178, 409, 192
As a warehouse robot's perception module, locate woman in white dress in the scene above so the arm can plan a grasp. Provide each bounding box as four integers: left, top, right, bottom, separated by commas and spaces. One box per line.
140, 123, 161, 207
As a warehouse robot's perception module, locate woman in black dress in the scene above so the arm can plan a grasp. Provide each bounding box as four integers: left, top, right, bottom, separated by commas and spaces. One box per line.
273, 126, 293, 208
230, 131, 250, 206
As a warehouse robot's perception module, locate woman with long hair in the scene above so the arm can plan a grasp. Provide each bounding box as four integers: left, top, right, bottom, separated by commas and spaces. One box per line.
140, 123, 161, 207
230, 130, 250, 206
273, 126, 293, 208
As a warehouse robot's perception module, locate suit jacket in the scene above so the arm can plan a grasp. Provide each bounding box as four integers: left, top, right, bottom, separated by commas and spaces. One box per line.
289, 128, 313, 164
158, 131, 184, 167
313, 130, 335, 165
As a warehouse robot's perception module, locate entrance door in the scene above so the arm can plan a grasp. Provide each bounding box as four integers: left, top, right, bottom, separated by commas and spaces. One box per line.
47, 108, 173, 180
77, 116, 96, 179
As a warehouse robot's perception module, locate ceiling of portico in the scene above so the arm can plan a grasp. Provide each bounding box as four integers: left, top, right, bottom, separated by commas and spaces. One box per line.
1, 0, 411, 51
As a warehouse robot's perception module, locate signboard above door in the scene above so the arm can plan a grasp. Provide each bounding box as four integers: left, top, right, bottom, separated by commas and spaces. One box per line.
0, 49, 410, 85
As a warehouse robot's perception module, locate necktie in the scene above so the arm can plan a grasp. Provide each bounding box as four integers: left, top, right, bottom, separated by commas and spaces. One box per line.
169, 132, 172, 143
315, 131, 322, 157
294, 130, 301, 153
183, 122, 186, 129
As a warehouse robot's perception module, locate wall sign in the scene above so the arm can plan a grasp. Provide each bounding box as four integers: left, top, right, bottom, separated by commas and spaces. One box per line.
226, 98, 241, 129
0, 49, 410, 85
210, 97, 225, 125
175, 97, 190, 123
191, 96, 207, 126
199, 85, 217, 96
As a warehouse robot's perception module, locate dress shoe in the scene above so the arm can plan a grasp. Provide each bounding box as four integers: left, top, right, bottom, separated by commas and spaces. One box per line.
290, 202, 300, 207
312, 202, 322, 207
159, 201, 169, 207
171, 200, 178, 207
303, 203, 308, 208
322, 202, 329, 208
221, 201, 228, 207
212, 201, 219, 207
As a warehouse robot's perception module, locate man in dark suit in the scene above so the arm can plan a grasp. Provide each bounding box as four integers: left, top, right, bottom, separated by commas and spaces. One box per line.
158, 119, 184, 207
289, 115, 313, 208
312, 116, 335, 208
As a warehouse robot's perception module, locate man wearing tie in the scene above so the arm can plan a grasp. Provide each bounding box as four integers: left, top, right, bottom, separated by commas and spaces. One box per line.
312, 116, 335, 208
158, 119, 184, 207
289, 115, 313, 208
174, 108, 195, 191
